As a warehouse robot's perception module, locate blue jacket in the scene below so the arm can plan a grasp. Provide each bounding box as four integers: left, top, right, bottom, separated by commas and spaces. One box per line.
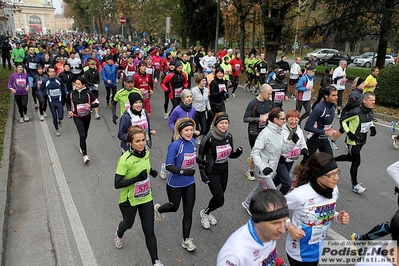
304, 100, 335, 143
102, 63, 118, 86
168, 105, 196, 133
38, 77, 67, 103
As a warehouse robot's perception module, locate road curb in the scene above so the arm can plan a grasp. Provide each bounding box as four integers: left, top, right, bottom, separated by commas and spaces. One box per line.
0, 96, 14, 266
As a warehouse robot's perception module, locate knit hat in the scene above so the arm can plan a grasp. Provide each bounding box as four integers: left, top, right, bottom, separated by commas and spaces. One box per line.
356, 78, 365, 87
174, 61, 182, 68
128, 92, 143, 105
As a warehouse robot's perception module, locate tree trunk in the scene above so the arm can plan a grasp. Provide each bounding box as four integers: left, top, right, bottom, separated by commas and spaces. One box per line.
239, 16, 246, 59
181, 30, 187, 49
376, 0, 394, 68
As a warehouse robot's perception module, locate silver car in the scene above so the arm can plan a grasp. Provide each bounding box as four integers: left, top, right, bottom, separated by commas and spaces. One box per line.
353, 54, 395, 68
304, 48, 339, 60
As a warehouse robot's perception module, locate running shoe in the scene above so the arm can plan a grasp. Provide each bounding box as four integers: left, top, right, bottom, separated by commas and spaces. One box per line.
392, 135, 399, 149
19, 117, 24, 123
153, 260, 164, 266
329, 139, 338, 150
58, 119, 62, 127
291, 94, 296, 100
244, 84, 249, 90
200, 209, 210, 229
373, 118, 378, 122
351, 233, 364, 257
114, 227, 123, 249
44, 111, 48, 117
83, 155, 90, 163
56, 130, 61, 137
231, 93, 236, 98
95, 114, 100, 119
207, 212, 217, 225
395, 186, 399, 193
159, 163, 167, 180
182, 238, 197, 251
245, 170, 255, 181
23, 114, 29, 122
40, 115, 44, 121
154, 204, 164, 223
106, 103, 111, 109
163, 113, 169, 120
352, 184, 367, 194
241, 201, 251, 216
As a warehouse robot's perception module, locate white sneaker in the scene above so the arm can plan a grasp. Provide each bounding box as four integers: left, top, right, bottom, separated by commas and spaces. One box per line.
329, 139, 338, 150
231, 93, 236, 98
182, 238, 196, 251
352, 184, 367, 194
19, 117, 24, 123
114, 227, 123, 249
207, 212, 217, 225
40, 115, 44, 121
392, 135, 399, 149
242, 201, 251, 216
83, 155, 90, 163
56, 130, 61, 137
44, 111, 48, 117
200, 209, 210, 229
153, 260, 164, 266
163, 113, 169, 120
336, 113, 341, 119
23, 114, 29, 121
95, 114, 100, 119
245, 170, 256, 181
154, 204, 164, 223
160, 163, 167, 180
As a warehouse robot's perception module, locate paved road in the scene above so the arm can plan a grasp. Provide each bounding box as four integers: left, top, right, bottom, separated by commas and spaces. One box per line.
5, 78, 398, 266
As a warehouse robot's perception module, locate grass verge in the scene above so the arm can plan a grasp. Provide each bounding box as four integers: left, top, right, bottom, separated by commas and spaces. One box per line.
0, 68, 13, 164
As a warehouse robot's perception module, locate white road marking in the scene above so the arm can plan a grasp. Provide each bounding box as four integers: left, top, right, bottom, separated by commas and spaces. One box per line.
40, 119, 98, 266
327, 229, 347, 240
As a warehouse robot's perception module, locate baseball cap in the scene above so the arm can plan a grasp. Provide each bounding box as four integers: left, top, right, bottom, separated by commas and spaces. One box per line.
125, 76, 134, 82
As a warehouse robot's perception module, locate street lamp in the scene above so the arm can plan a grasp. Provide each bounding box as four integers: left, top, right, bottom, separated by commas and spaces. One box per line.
214, 0, 220, 53
293, 0, 301, 56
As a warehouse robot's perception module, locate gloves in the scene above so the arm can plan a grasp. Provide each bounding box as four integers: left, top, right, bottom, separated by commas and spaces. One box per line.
181, 168, 195, 176
196, 157, 207, 165
150, 169, 158, 178
300, 148, 309, 156
136, 169, 148, 182
262, 167, 273, 176
370, 126, 377, 137
112, 115, 118, 124
235, 147, 243, 157
200, 170, 209, 183
347, 131, 357, 141
291, 132, 300, 143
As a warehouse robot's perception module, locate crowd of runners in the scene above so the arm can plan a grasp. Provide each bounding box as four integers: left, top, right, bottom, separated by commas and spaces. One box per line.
3, 33, 399, 266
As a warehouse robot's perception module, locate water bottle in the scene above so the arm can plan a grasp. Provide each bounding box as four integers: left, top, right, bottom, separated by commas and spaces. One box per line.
392, 121, 397, 132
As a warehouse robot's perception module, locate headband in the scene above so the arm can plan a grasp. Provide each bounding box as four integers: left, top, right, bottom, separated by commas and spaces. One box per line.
178, 120, 194, 132
312, 160, 338, 179
214, 115, 229, 126
252, 206, 289, 223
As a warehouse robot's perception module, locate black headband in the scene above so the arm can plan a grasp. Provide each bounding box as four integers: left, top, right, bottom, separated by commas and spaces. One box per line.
214, 115, 229, 126
178, 120, 194, 132
252, 206, 289, 222
312, 160, 338, 179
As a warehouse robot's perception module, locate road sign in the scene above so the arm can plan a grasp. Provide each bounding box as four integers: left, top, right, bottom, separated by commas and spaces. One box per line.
120, 17, 126, 24
104, 27, 108, 32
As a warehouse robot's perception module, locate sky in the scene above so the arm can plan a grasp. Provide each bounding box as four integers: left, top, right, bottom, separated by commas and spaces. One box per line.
53, 0, 63, 14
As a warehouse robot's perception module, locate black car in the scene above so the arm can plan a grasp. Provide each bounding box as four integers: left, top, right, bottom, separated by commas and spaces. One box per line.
317, 53, 352, 66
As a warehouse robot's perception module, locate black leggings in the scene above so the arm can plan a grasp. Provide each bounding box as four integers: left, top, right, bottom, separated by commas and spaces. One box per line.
73, 115, 91, 156
2, 56, 11, 70
287, 254, 319, 266
31, 87, 38, 105
158, 183, 196, 240
164, 91, 170, 113
273, 160, 294, 195
246, 73, 256, 87
206, 171, 228, 213
171, 98, 181, 112
14, 95, 28, 117
231, 76, 239, 94
296, 100, 311, 121
117, 200, 158, 264
194, 111, 208, 136
303, 140, 332, 165
335, 144, 363, 186
105, 85, 117, 104
49, 101, 64, 130
39, 96, 48, 115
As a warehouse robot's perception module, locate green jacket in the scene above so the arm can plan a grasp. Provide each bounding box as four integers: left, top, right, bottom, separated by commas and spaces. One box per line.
220, 62, 232, 80
341, 104, 374, 146
181, 61, 191, 76
11, 48, 25, 62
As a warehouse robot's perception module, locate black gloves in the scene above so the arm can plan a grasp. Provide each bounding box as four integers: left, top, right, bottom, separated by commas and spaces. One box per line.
113, 115, 118, 124
200, 170, 209, 183
291, 133, 300, 143
262, 167, 273, 176
300, 148, 309, 156
196, 157, 207, 165
150, 169, 158, 178
235, 147, 243, 157
347, 131, 357, 141
136, 169, 148, 182
370, 127, 377, 137
181, 168, 195, 176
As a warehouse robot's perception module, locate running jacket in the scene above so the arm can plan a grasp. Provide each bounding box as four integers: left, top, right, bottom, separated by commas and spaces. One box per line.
168, 103, 196, 132
243, 97, 276, 136
118, 108, 152, 150
341, 104, 374, 146
101, 63, 118, 86
165, 138, 196, 188
209, 78, 228, 105
161, 71, 188, 100
8, 72, 29, 96
24, 54, 42, 77
39, 77, 67, 103
285, 184, 339, 263
66, 88, 99, 117
229, 57, 243, 77
304, 101, 335, 143
296, 73, 313, 101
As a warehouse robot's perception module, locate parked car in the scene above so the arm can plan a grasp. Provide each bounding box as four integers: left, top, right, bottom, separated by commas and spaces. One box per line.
317, 53, 352, 66
351, 52, 375, 61
353, 54, 395, 68
304, 48, 339, 60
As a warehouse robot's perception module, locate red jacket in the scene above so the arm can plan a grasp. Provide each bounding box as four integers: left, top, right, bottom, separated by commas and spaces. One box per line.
161, 57, 172, 73
229, 58, 244, 77
133, 71, 152, 99
161, 71, 188, 100
152, 56, 162, 71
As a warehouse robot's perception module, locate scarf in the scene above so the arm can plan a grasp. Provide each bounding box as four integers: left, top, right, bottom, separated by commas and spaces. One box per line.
310, 179, 333, 199
179, 101, 192, 112
210, 125, 228, 140
286, 124, 297, 141
128, 107, 142, 117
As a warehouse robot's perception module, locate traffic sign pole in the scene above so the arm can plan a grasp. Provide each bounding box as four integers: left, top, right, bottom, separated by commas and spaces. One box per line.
120, 17, 126, 38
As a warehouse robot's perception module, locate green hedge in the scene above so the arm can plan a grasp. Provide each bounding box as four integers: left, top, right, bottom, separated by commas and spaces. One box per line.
375, 65, 399, 108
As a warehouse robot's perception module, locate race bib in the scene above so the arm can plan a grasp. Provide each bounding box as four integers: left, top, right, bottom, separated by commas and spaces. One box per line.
146, 68, 153, 75
134, 118, 148, 131
259, 113, 269, 128
127, 71, 135, 76
154, 62, 160, 69
49, 89, 61, 97
215, 144, 232, 163
339, 78, 346, 85
37, 80, 42, 88
133, 178, 150, 198
76, 104, 90, 116
309, 225, 328, 245
274, 92, 285, 102
28, 62, 37, 69
142, 89, 149, 99
360, 122, 372, 133
285, 147, 300, 160
234, 64, 240, 70
16, 78, 26, 88
224, 69, 230, 75
181, 152, 196, 169
124, 102, 130, 111
218, 84, 226, 92
174, 87, 183, 98
320, 124, 332, 139
260, 68, 266, 74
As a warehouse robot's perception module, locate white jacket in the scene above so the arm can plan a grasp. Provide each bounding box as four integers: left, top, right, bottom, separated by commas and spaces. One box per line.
191, 85, 211, 112
281, 124, 307, 162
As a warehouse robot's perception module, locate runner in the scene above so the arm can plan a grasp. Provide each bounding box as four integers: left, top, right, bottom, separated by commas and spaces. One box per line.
101, 56, 119, 109
197, 113, 243, 229
161, 60, 188, 111
33, 64, 48, 121
112, 76, 142, 124
269, 68, 288, 109
134, 61, 153, 116
8, 63, 30, 123
24, 45, 42, 111
153, 118, 198, 252
83, 60, 101, 119
296, 66, 315, 125
113, 125, 164, 266
229, 52, 244, 98
209, 67, 229, 123
66, 77, 99, 163
332, 60, 348, 119
191, 74, 211, 140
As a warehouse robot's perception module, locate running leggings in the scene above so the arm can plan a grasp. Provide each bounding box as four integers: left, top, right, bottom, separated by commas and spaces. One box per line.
358, 221, 390, 240
39, 96, 48, 115
73, 115, 91, 156
335, 144, 363, 186
14, 95, 28, 118
303, 140, 333, 165
231, 76, 239, 94
105, 85, 116, 104
273, 160, 294, 195
117, 200, 158, 264
170, 98, 181, 112
48, 101, 64, 130
287, 254, 318, 266
158, 183, 196, 240
205, 171, 228, 214
296, 100, 311, 122
194, 111, 208, 136
163, 91, 169, 113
